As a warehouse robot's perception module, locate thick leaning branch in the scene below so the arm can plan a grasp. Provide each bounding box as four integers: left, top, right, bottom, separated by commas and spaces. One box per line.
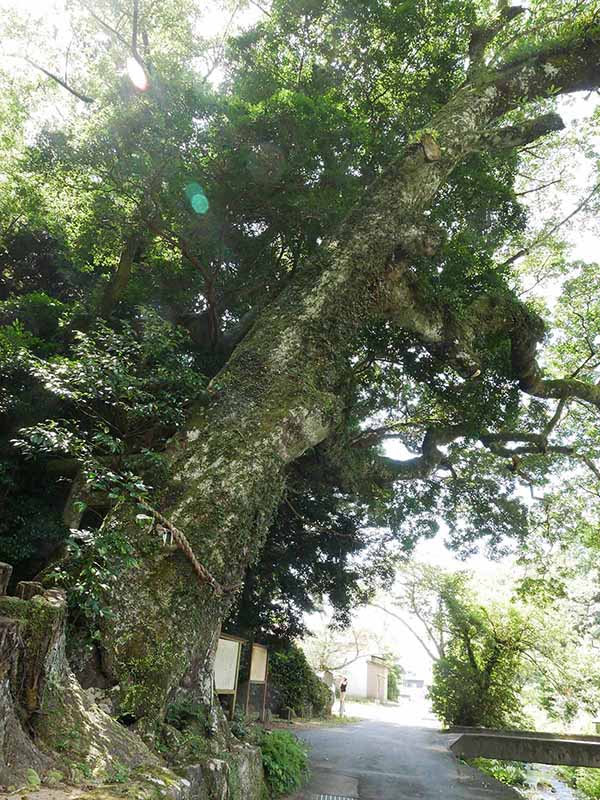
468, 4, 526, 72
478, 432, 574, 459
378, 425, 467, 480
482, 112, 565, 151
374, 421, 595, 484
383, 270, 600, 413
377, 26, 600, 381
501, 311, 600, 410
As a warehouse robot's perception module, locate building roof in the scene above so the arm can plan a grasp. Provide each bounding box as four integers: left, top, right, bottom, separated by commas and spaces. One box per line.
368, 655, 389, 667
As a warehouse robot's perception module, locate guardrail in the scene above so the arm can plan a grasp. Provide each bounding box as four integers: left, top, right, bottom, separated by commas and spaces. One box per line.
448, 727, 600, 768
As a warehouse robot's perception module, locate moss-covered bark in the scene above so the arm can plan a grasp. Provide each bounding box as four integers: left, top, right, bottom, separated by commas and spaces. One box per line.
0, 589, 157, 787
1, 583, 272, 799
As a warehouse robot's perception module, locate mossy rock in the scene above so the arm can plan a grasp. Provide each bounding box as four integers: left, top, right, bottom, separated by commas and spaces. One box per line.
223, 744, 265, 800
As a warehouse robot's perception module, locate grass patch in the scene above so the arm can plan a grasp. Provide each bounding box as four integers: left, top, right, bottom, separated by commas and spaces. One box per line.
466, 758, 528, 787
558, 766, 600, 799
271, 715, 361, 729
304, 715, 362, 726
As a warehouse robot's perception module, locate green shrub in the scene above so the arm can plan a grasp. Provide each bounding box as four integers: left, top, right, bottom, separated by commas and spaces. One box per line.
468, 758, 527, 787
0, 482, 68, 566
26, 769, 41, 787
577, 770, 600, 799
269, 645, 331, 717
429, 604, 528, 729
106, 762, 131, 783
386, 662, 403, 702
260, 730, 309, 797
230, 708, 248, 740
387, 670, 399, 702
165, 697, 208, 732
558, 767, 600, 799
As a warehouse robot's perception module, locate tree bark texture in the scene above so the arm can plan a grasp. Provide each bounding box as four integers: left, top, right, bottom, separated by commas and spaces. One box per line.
0, 585, 156, 785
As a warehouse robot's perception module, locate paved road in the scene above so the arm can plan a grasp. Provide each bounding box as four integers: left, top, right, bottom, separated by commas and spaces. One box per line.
289, 718, 521, 800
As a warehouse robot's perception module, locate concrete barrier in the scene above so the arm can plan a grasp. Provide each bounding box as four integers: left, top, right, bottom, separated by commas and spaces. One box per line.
448, 728, 600, 768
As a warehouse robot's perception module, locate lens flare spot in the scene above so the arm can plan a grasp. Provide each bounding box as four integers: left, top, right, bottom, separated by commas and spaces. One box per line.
191, 194, 209, 214
126, 57, 148, 91
185, 182, 209, 214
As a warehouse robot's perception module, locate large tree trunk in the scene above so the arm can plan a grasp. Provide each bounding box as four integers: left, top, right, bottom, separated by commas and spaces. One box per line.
0, 580, 157, 785
0, 571, 267, 800
70, 21, 600, 737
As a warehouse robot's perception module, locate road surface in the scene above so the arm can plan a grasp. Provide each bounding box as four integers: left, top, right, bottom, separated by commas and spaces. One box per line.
287, 702, 521, 800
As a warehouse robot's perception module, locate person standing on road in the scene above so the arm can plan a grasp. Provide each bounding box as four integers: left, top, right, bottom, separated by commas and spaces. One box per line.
339, 676, 348, 716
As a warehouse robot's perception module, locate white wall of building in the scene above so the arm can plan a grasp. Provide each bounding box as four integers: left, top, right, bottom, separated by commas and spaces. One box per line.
339, 657, 388, 700
340, 658, 368, 698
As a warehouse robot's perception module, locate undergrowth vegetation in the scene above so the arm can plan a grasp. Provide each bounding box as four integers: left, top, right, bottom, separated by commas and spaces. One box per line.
268, 645, 332, 718
260, 730, 309, 797
559, 766, 600, 799
467, 758, 528, 787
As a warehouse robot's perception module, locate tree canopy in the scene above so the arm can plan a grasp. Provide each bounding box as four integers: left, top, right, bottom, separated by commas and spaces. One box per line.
3, 0, 600, 637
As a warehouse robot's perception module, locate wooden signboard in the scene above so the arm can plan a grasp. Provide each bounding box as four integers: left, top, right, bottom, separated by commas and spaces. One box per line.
214, 634, 244, 718
250, 644, 268, 683
246, 643, 269, 721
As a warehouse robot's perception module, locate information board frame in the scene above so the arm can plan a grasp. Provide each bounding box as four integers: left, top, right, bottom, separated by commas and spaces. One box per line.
214, 633, 245, 719
245, 642, 269, 721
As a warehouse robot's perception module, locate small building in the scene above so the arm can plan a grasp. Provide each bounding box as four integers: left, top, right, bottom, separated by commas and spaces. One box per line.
340, 655, 389, 702
401, 671, 428, 701
403, 676, 425, 689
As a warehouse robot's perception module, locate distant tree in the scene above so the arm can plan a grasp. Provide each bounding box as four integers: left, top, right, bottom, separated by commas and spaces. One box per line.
515, 494, 600, 723
382, 655, 404, 703
383, 561, 600, 728
429, 597, 532, 728
372, 563, 471, 662
303, 619, 373, 673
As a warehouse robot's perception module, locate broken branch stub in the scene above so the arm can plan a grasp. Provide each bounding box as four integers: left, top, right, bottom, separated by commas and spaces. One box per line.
421, 134, 442, 162
0, 563, 12, 596
16, 581, 45, 600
